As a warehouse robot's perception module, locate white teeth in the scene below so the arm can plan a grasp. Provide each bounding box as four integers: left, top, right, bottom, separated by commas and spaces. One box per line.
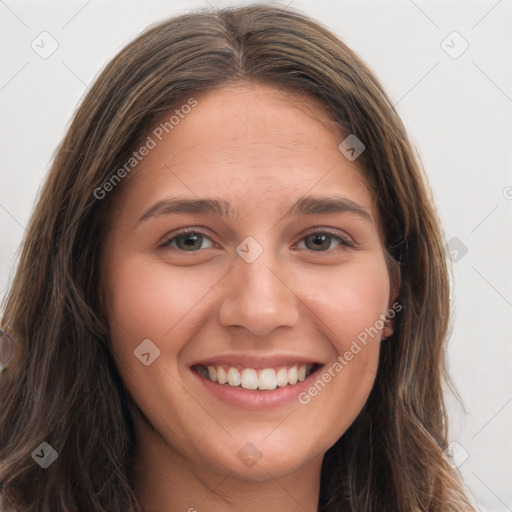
258, 368, 277, 390
276, 367, 288, 387
228, 367, 241, 386
200, 363, 314, 390
288, 365, 298, 385
217, 366, 227, 384
241, 368, 258, 390
208, 366, 217, 382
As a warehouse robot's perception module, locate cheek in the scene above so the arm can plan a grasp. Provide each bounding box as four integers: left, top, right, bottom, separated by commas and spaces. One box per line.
295, 254, 390, 415
103, 253, 217, 431
301, 253, 391, 348
105, 253, 218, 343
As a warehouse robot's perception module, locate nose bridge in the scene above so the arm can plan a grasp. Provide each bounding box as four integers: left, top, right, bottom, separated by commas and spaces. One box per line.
218, 237, 299, 335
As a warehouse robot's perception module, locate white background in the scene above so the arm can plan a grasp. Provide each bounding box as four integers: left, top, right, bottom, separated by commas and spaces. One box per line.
1, 1, 511, 510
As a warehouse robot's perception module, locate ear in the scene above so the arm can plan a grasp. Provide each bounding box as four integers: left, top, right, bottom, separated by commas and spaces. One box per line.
382, 317, 394, 340
383, 255, 401, 339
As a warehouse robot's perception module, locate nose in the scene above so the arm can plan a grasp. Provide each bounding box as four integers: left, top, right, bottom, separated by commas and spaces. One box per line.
218, 244, 300, 336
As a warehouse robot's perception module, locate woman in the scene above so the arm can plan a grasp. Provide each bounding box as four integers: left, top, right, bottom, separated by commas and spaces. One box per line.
0, 4, 475, 511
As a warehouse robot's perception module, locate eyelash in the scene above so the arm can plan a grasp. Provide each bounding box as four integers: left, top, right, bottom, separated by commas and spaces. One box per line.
159, 228, 355, 253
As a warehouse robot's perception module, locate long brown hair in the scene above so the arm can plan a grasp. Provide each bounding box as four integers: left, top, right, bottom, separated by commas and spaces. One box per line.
0, 4, 475, 511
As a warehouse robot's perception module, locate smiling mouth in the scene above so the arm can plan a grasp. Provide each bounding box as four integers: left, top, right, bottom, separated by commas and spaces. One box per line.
192, 363, 322, 391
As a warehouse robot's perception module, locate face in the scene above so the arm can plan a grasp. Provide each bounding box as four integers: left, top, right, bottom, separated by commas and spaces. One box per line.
101, 83, 396, 483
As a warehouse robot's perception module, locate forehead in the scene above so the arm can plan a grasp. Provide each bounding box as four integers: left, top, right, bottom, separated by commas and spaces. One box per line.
111, 83, 377, 225
168, 83, 343, 158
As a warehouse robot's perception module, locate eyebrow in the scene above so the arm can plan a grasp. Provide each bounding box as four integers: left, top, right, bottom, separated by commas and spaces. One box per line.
137, 194, 372, 223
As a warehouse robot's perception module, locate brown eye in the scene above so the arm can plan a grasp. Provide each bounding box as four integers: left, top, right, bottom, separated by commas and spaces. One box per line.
160, 230, 214, 252
298, 231, 354, 252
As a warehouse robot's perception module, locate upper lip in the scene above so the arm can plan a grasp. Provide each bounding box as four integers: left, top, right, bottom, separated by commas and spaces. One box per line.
191, 353, 323, 370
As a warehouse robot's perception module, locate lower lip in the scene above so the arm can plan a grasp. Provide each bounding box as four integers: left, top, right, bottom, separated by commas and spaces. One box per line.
192, 366, 323, 410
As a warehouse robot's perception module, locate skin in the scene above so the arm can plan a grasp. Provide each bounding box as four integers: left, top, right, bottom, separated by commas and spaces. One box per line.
101, 83, 397, 512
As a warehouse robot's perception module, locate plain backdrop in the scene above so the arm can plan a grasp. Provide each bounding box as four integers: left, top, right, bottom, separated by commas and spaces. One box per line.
1, 1, 511, 510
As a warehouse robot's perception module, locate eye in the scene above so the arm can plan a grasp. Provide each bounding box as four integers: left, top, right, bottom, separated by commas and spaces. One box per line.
160, 229, 214, 252
159, 228, 355, 253
294, 231, 355, 252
